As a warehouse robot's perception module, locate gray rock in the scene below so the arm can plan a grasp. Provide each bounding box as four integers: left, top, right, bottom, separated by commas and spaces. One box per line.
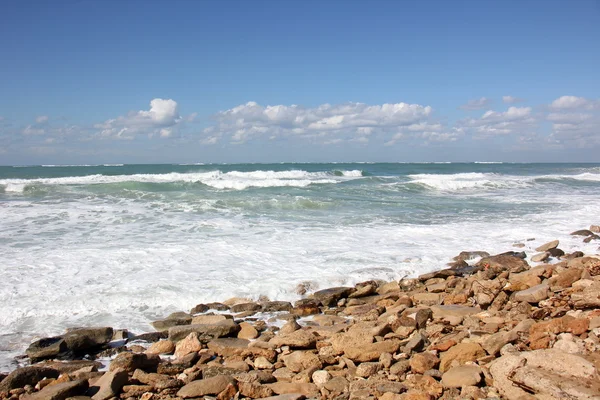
109, 352, 159, 372
151, 312, 192, 331
442, 365, 482, 388
514, 283, 549, 303
168, 319, 240, 342
261, 301, 293, 312
230, 302, 262, 313
571, 229, 594, 236
62, 327, 113, 352
26, 337, 68, 361
313, 287, 355, 307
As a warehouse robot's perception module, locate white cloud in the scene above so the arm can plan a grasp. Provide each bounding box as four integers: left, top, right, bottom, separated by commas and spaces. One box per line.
457, 106, 536, 138
459, 97, 492, 111
204, 101, 456, 146
550, 95, 591, 110
94, 98, 183, 139
35, 115, 49, 124
502, 96, 524, 104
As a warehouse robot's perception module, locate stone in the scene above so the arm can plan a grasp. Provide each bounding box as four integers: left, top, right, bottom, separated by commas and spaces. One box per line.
476, 254, 529, 275
550, 268, 583, 289
151, 312, 192, 331
270, 329, 316, 349
441, 365, 482, 388
572, 282, 600, 309
177, 375, 236, 398
190, 303, 209, 314
345, 340, 401, 362
191, 314, 228, 325
253, 356, 274, 369
145, 339, 175, 355
536, 240, 559, 252
281, 351, 322, 373
355, 362, 380, 377
430, 305, 479, 321
238, 322, 259, 339
454, 251, 490, 261
490, 349, 600, 400
128, 331, 168, 343
26, 337, 68, 361
89, 369, 129, 400
167, 319, 239, 342
482, 330, 519, 355
22, 379, 88, 400
62, 327, 113, 352
131, 369, 180, 390
513, 283, 549, 303
415, 308, 432, 329
412, 293, 442, 306
506, 271, 541, 291
238, 381, 275, 398
291, 299, 320, 316
109, 352, 159, 372
439, 343, 485, 372
311, 370, 330, 387
174, 332, 203, 359
262, 301, 293, 312
208, 338, 277, 362
531, 252, 550, 262
279, 320, 301, 335
410, 352, 440, 374
230, 302, 262, 313
267, 382, 319, 397
313, 287, 355, 306
0, 367, 60, 392
571, 229, 594, 236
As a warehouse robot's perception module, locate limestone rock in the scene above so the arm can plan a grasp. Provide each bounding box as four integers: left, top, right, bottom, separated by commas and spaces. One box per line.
531, 252, 550, 262
22, 379, 88, 400
270, 329, 316, 349
267, 381, 319, 397
238, 322, 259, 339
514, 283, 549, 303
439, 343, 485, 372
441, 365, 482, 388
281, 351, 322, 373
410, 352, 440, 374
177, 375, 236, 398
230, 302, 261, 313
191, 314, 228, 325
355, 362, 380, 377
345, 340, 401, 362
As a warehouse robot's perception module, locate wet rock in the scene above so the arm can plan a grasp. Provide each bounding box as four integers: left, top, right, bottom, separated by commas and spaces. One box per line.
291, 299, 320, 316
168, 319, 239, 342
230, 302, 262, 313
174, 332, 203, 359
145, 339, 175, 355
536, 240, 559, 252
63, 327, 113, 352
571, 229, 594, 236
261, 301, 292, 312
313, 287, 355, 307
476, 254, 529, 275
189, 303, 209, 314
441, 365, 482, 388
531, 252, 550, 262
26, 337, 68, 361
548, 247, 565, 258
151, 312, 192, 331
177, 375, 236, 398
0, 367, 60, 392
128, 331, 168, 343
238, 321, 259, 339
270, 330, 317, 349
453, 251, 490, 261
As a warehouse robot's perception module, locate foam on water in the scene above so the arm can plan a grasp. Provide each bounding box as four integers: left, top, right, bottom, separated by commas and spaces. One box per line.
1, 163, 599, 372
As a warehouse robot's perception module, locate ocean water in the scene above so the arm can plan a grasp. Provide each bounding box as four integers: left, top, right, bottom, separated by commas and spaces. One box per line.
1, 162, 599, 371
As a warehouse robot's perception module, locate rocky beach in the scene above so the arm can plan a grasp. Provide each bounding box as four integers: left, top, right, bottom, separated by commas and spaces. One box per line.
1, 226, 600, 400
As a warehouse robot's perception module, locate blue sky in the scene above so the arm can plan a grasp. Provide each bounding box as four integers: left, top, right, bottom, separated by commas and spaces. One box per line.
1, 0, 599, 164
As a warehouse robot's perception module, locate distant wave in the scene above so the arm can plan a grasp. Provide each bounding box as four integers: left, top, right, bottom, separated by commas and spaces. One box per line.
0, 169, 364, 193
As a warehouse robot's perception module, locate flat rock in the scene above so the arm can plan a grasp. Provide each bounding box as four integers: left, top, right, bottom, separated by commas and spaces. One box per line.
270, 330, 317, 349
441, 365, 482, 388
531, 252, 550, 262
536, 240, 559, 252
62, 327, 113, 352
177, 375, 235, 398
89, 369, 128, 400
476, 254, 529, 274
261, 301, 293, 312
230, 302, 261, 313
267, 382, 319, 397
145, 339, 175, 355
345, 340, 401, 362
514, 283, 549, 303
571, 229, 594, 236
151, 312, 192, 331
439, 343, 485, 373
207, 338, 277, 362
191, 314, 228, 325
430, 305, 479, 319
0, 367, 60, 392
109, 352, 159, 372
168, 319, 239, 342
26, 337, 68, 361
313, 287, 355, 306
23, 379, 88, 400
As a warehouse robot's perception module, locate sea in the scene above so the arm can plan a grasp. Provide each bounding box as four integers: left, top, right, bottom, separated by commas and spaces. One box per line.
1, 162, 599, 371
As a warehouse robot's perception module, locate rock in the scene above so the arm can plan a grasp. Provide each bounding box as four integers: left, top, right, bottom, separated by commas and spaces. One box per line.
174, 332, 203, 359
441, 365, 482, 388
205, 302, 230, 311
549, 268, 583, 289
281, 351, 322, 373
439, 343, 485, 372
311, 370, 330, 387
506, 271, 541, 291
548, 247, 565, 257
410, 352, 440, 374
168, 319, 239, 342
313, 287, 355, 306
109, 352, 159, 372
131, 369, 180, 390
151, 312, 192, 331
267, 382, 319, 397
404, 332, 428, 354
482, 330, 518, 355
571, 229, 594, 236
62, 327, 113, 352
238, 381, 275, 398
261, 301, 293, 312
536, 240, 559, 252
0, 367, 60, 392
415, 308, 432, 329
355, 362, 380, 377
590, 225, 600, 233
291, 299, 320, 316
128, 331, 168, 343
476, 254, 529, 275
177, 375, 236, 398
279, 320, 301, 335
514, 283, 549, 303
191, 314, 228, 325
238, 322, 259, 339
89, 369, 128, 400
472, 278, 502, 307
489, 349, 600, 400
345, 340, 401, 362
531, 252, 550, 262
571, 282, 600, 309
190, 304, 209, 314
207, 338, 276, 362
145, 340, 175, 355
454, 251, 490, 261
253, 356, 274, 369
230, 302, 262, 313
270, 329, 316, 349
22, 379, 88, 400
412, 293, 442, 306
26, 337, 68, 361
430, 305, 479, 320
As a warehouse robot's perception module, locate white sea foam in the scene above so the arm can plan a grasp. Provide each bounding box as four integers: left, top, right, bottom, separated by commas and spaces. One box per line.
0, 169, 363, 192
407, 172, 532, 191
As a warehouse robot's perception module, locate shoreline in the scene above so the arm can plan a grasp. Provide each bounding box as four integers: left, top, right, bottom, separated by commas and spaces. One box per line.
1, 227, 600, 399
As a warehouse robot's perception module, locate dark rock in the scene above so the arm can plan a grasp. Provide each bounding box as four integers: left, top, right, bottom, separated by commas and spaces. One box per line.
415, 308, 433, 329
477, 254, 529, 275
109, 352, 159, 372
26, 337, 68, 361
584, 234, 600, 243
312, 287, 355, 307
447, 260, 468, 269
128, 331, 168, 343
261, 301, 293, 312
151, 312, 192, 331
571, 229, 594, 236
205, 302, 230, 311
497, 251, 527, 259
190, 304, 209, 314
453, 265, 484, 276
168, 319, 240, 342
230, 302, 262, 313
32, 360, 101, 374
453, 251, 490, 261
23, 378, 88, 400
563, 251, 584, 260
88, 369, 128, 400
0, 367, 59, 392
62, 327, 113, 352
291, 299, 320, 316
547, 248, 565, 258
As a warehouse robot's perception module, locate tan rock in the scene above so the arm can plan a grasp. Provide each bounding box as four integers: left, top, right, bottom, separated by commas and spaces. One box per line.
482, 330, 519, 355
355, 362, 380, 377
22, 379, 88, 400
345, 340, 401, 362
253, 356, 274, 369
514, 283, 549, 303
441, 365, 482, 388
531, 252, 550, 262
90, 369, 128, 400
410, 352, 440, 374
175, 332, 203, 359
439, 342, 485, 372
238, 381, 274, 398
281, 350, 322, 373
207, 338, 277, 362
270, 329, 316, 349
177, 375, 236, 398
412, 293, 442, 306
267, 381, 319, 397
536, 240, 559, 252
549, 268, 583, 289
238, 322, 259, 340
109, 352, 159, 373
145, 340, 175, 355
191, 314, 228, 325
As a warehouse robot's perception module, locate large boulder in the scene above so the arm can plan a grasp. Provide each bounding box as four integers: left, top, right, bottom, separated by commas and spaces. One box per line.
22, 379, 88, 400
168, 319, 239, 342
476, 254, 529, 275
313, 287, 355, 306
151, 312, 192, 331
0, 367, 60, 392
26, 327, 113, 361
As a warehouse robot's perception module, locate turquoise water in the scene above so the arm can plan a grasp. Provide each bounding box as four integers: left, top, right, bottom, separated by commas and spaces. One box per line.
1, 162, 599, 371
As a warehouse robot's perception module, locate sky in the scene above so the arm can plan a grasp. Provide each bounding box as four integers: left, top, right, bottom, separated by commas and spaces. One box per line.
1, 0, 599, 165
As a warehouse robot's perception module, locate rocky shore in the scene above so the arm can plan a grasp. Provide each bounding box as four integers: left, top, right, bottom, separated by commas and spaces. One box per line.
2, 227, 600, 400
